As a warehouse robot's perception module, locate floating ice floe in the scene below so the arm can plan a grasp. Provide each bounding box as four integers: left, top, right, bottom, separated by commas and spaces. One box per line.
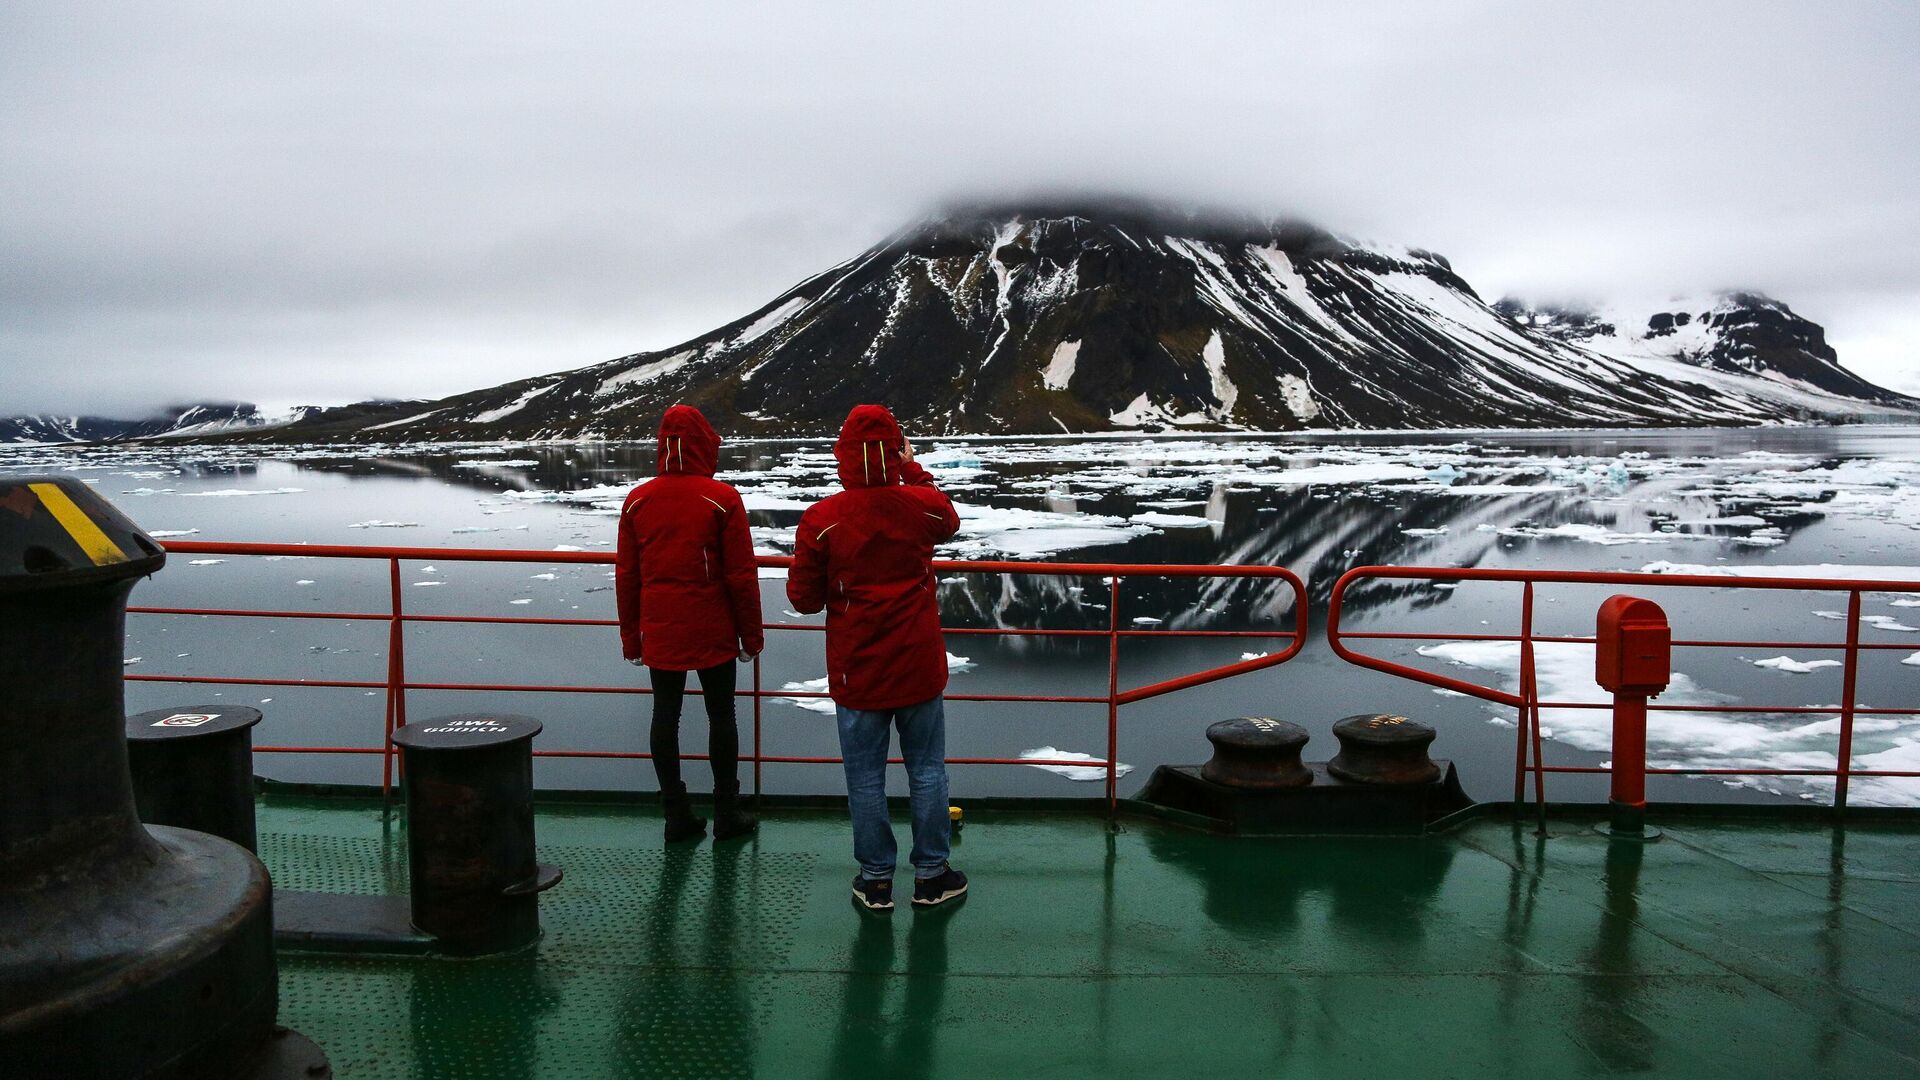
294, 579, 316, 586
187, 559, 224, 566
411, 581, 444, 587
180, 487, 305, 497
148, 529, 199, 538
1127, 511, 1221, 528
1131, 616, 1164, 626
530, 573, 557, 581
1400, 526, 1448, 537
1752, 656, 1844, 674
1495, 522, 1718, 546
941, 503, 1154, 558
778, 652, 974, 713
452, 459, 541, 468
510, 599, 532, 605
347, 520, 418, 529
1811, 612, 1919, 632
1018, 747, 1134, 781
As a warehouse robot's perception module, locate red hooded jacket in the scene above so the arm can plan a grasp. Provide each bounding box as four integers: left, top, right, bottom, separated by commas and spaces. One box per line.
616, 406, 765, 670
787, 405, 961, 710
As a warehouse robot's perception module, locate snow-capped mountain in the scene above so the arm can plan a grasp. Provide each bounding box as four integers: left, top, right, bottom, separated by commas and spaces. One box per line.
1494, 293, 1901, 405
248, 203, 1917, 440
0, 402, 289, 444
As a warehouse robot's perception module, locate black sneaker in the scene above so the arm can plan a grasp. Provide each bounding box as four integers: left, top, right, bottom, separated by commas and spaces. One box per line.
912, 866, 968, 907
851, 876, 894, 912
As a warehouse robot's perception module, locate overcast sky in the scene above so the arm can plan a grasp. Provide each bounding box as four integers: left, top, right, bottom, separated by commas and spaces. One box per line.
4, 1, 1917, 416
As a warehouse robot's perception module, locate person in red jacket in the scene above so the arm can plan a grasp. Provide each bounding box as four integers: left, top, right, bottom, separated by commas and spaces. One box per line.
788, 404, 968, 911
616, 405, 765, 843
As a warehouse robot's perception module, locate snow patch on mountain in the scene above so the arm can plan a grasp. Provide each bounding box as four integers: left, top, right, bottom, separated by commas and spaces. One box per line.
1044, 341, 1080, 391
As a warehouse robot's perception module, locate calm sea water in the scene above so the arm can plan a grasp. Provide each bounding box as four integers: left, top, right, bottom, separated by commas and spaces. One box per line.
6, 426, 1918, 806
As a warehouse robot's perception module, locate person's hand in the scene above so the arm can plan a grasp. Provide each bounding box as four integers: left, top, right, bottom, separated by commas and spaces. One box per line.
627, 657, 645, 667
737, 648, 759, 664
899, 439, 914, 465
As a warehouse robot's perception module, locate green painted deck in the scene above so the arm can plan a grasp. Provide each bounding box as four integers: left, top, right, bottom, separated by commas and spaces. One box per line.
261, 793, 1920, 1079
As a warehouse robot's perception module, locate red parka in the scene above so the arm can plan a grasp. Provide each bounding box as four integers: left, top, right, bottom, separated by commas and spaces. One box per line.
787, 405, 961, 710
616, 406, 765, 670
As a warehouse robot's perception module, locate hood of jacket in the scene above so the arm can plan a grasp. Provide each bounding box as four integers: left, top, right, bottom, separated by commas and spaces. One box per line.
656, 404, 721, 477
833, 404, 906, 489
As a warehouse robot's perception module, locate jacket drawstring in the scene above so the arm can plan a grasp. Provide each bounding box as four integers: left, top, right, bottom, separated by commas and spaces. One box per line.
862, 442, 870, 486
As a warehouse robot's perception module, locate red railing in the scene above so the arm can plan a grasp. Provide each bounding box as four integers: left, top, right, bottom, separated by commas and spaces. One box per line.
131, 541, 1308, 810
1326, 566, 1920, 813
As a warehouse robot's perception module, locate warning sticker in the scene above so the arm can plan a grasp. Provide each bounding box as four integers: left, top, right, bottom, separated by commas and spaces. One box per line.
153, 713, 218, 728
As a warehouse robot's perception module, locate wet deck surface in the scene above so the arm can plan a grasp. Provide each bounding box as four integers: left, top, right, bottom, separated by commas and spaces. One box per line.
260, 794, 1920, 1078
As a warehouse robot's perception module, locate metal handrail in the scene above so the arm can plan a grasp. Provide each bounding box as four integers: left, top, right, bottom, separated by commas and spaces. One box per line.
1326, 565, 1920, 812
132, 541, 1310, 811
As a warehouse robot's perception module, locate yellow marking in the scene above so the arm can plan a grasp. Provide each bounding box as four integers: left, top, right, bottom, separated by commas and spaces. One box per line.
700, 495, 728, 514
30, 483, 129, 566
815, 522, 840, 540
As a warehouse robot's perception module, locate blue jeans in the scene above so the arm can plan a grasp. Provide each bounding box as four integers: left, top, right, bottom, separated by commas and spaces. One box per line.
836, 695, 950, 881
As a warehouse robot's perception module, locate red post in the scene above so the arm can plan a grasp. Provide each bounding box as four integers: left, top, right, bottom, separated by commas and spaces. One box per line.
1106, 575, 1121, 817
752, 651, 763, 807
1594, 594, 1670, 839
382, 558, 407, 796
1610, 693, 1649, 823
1834, 590, 1862, 812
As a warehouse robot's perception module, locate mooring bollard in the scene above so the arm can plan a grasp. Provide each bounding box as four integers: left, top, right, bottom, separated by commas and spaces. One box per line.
127, 704, 263, 852
1327, 713, 1441, 786
1200, 717, 1313, 789
1594, 595, 1670, 841
391, 713, 562, 954
0, 477, 328, 1079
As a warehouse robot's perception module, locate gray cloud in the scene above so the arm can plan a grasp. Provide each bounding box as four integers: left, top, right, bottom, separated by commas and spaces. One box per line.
4, 0, 1918, 415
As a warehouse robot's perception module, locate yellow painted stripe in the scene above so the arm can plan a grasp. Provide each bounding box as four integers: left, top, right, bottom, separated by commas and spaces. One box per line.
30, 483, 129, 566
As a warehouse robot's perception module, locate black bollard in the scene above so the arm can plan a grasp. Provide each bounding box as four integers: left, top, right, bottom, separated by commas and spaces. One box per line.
127, 705, 264, 851
1326, 713, 1442, 785
0, 477, 326, 1079
1199, 717, 1313, 789
391, 714, 562, 954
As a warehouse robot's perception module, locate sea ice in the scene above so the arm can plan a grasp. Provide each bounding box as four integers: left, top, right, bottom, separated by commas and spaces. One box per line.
1752, 656, 1843, 674
1017, 747, 1134, 782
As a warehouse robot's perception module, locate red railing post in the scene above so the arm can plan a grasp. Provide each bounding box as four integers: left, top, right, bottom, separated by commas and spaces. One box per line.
752, 651, 763, 808
1106, 574, 1121, 817
381, 557, 406, 796
1514, 582, 1535, 806
1834, 590, 1862, 813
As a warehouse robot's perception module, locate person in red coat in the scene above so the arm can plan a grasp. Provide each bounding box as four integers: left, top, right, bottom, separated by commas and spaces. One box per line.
788, 404, 968, 911
616, 405, 765, 842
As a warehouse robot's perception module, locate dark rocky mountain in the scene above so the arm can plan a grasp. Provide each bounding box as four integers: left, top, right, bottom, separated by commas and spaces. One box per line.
229, 203, 1917, 440
1494, 292, 1902, 404
0, 403, 286, 444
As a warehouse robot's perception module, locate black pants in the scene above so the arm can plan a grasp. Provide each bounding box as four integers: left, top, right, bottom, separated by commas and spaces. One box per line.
648, 662, 739, 791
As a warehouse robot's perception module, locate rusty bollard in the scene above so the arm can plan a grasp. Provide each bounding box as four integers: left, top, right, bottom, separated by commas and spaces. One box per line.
1327, 714, 1441, 785
392, 714, 561, 954
1200, 717, 1312, 789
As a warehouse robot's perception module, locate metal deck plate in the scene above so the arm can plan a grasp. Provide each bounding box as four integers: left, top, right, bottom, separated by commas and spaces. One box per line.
258, 794, 1920, 1078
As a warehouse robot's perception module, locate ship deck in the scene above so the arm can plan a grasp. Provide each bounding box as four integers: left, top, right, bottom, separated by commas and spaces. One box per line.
260, 790, 1920, 1079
